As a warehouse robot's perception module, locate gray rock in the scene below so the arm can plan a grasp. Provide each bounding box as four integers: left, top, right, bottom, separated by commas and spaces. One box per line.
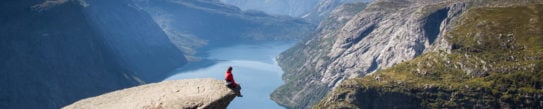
63, 78, 237, 109
275, 0, 543, 108
274, 0, 470, 108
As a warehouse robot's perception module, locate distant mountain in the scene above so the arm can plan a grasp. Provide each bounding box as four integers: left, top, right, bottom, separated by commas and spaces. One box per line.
133, 0, 314, 58
0, 0, 186, 108
301, 0, 370, 23
273, 0, 543, 108
220, 0, 320, 17
220, 0, 371, 23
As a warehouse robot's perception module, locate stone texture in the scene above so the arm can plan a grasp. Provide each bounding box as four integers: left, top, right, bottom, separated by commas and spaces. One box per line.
274, 0, 469, 108
274, 0, 543, 108
63, 78, 237, 109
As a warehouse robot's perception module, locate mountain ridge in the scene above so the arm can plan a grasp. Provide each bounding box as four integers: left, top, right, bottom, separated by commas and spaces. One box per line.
317, 4, 543, 108
273, 0, 543, 108
134, 0, 314, 59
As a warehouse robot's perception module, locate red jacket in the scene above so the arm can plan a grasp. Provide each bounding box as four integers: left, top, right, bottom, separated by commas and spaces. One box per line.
225, 69, 238, 87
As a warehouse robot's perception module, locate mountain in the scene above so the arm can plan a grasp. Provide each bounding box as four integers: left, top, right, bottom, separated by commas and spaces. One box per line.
0, 0, 186, 108
83, 0, 187, 82
219, 0, 371, 24
301, 0, 371, 23
64, 78, 237, 109
271, 2, 369, 108
133, 0, 314, 58
317, 3, 543, 109
272, 0, 543, 108
219, 0, 322, 17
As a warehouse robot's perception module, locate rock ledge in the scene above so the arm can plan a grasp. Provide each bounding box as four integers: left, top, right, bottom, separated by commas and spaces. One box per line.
63, 78, 236, 109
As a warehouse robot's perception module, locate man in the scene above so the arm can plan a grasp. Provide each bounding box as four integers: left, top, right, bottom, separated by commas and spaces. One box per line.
225, 66, 242, 97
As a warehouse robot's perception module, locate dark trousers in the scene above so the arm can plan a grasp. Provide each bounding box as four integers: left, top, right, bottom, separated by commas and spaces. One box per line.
226, 80, 241, 95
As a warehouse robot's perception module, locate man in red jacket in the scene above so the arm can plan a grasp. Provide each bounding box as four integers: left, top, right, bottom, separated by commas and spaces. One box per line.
225, 66, 242, 97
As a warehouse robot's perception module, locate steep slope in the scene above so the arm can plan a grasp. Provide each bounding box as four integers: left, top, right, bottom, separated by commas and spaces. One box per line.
64, 78, 237, 109
317, 4, 543, 108
0, 0, 186, 108
83, 0, 187, 82
134, 0, 314, 58
273, 0, 543, 108
271, 2, 369, 108
0, 0, 139, 108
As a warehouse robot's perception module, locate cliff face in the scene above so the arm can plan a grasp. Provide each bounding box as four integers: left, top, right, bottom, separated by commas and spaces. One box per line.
317, 4, 543, 108
273, 0, 543, 108
0, 0, 186, 108
63, 78, 237, 109
82, 0, 187, 82
271, 2, 370, 108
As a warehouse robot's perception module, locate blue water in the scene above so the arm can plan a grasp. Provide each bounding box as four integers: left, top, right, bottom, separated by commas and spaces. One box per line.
164, 42, 292, 109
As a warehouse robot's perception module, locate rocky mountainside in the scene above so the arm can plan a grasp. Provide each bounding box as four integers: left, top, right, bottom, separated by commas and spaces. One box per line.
271, 2, 369, 108
64, 78, 236, 109
318, 3, 543, 109
273, 0, 543, 108
0, 0, 186, 108
133, 0, 314, 59
83, 0, 186, 82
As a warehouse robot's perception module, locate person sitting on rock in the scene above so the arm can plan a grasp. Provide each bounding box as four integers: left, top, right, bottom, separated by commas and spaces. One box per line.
225, 66, 242, 97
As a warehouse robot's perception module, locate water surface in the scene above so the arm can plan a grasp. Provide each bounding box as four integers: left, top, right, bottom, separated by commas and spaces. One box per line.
165, 42, 292, 109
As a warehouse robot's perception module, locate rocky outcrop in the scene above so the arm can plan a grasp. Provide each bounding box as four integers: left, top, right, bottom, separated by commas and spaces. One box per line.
273, 0, 543, 108
64, 78, 237, 109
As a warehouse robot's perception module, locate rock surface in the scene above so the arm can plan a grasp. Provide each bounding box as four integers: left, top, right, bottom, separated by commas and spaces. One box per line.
273, 0, 543, 108
317, 4, 543, 108
64, 78, 237, 109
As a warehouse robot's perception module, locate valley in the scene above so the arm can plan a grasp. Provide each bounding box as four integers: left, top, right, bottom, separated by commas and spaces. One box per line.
1, 0, 542, 109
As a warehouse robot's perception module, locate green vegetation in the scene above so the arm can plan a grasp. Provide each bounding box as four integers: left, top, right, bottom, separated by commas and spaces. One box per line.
316, 4, 543, 109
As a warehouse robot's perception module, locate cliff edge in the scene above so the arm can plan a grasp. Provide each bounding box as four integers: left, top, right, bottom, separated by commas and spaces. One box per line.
63, 78, 237, 109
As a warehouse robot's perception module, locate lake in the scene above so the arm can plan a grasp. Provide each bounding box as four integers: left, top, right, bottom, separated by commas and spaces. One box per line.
164, 42, 292, 109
